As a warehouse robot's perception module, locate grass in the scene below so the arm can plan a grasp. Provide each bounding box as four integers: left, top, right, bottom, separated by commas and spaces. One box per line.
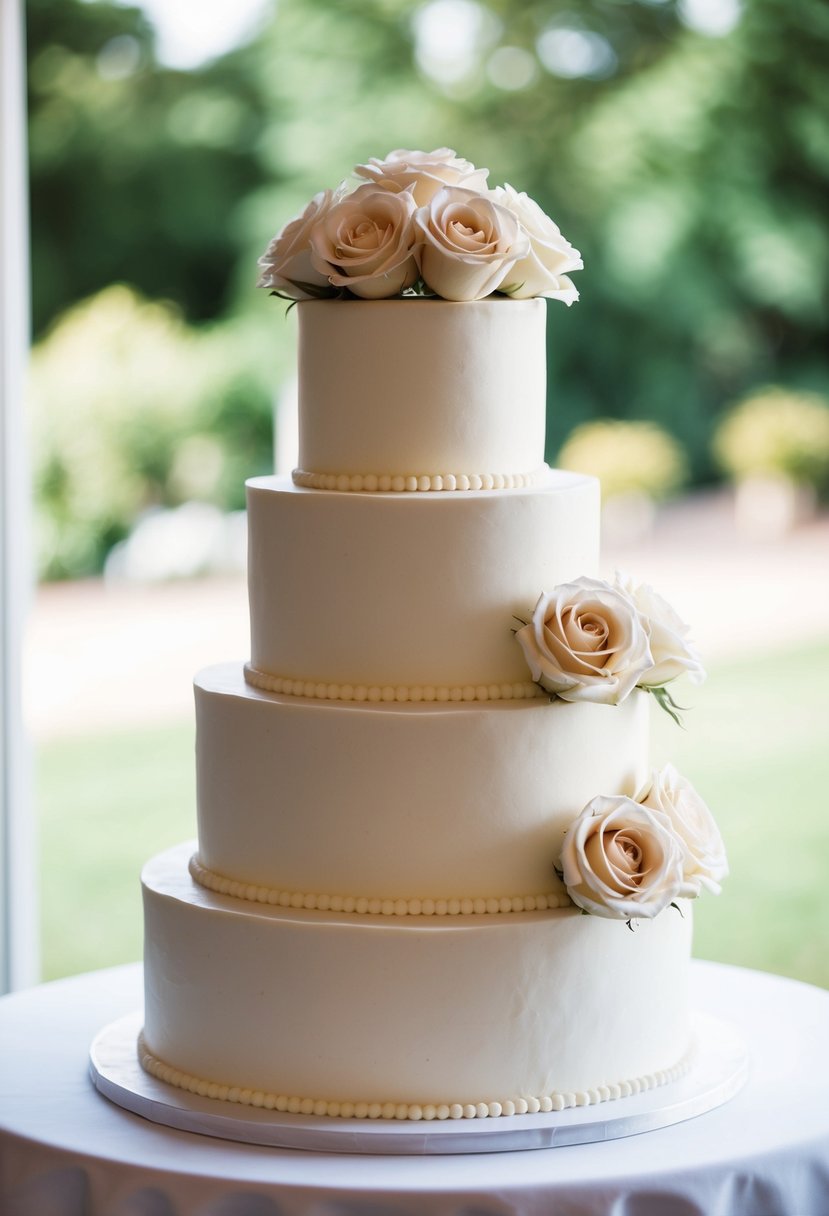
37, 643, 829, 987
38, 722, 196, 980
651, 642, 829, 989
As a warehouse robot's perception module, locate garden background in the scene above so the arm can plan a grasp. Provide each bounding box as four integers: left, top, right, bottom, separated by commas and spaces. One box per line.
23, 0, 829, 985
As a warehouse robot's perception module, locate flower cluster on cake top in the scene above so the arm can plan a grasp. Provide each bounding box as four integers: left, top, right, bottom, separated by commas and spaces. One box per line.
257, 148, 582, 304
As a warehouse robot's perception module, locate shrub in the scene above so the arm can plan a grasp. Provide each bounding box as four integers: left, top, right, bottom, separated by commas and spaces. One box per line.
713, 387, 829, 489
557, 419, 688, 501
29, 285, 274, 579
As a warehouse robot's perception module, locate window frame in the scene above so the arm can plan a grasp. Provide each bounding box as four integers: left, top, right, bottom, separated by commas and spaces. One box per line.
1, 0, 37, 993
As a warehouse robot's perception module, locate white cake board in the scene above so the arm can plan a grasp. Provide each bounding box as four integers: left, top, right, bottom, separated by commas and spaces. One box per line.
89, 1011, 748, 1155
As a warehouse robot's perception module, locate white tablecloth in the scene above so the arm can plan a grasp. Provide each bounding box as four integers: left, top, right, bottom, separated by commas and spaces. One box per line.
1, 960, 828, 1216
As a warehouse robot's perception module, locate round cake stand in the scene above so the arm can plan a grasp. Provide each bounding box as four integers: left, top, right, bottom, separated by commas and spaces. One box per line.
89, 1011, 748, 1156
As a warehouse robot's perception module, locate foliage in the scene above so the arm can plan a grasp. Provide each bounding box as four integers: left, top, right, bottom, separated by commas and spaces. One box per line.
713, 387, 829, 488
29, 286, 273, 579
26, 0, 272, 337
558, 419, 687, 501
25, 0, 829, 576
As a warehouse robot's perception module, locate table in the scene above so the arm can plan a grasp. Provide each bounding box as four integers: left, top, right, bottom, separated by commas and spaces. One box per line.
1, 961, 828, 1216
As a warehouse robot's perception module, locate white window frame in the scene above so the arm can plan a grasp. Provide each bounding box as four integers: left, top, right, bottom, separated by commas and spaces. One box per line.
1, 0, 36, 992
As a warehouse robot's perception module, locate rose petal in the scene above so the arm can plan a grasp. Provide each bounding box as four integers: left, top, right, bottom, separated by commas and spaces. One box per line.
561, 795, 684, 920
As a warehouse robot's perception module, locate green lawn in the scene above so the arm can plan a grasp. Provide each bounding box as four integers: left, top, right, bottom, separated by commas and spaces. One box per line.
38, 722, 196, 980
651, 642, 829, 989
38, 643, 829, 987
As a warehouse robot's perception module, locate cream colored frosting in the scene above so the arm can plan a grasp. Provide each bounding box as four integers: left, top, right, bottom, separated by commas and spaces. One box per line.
143, 844, 693, 1111
292, 467, 546, 492
189, 853, 571, 916
247, 470, 599, 691
194, 664, 649, 902
139, 1030, 695, 1120
139, 295, 699, 1124
242, 664, 544, 702
296, 298, 547, 482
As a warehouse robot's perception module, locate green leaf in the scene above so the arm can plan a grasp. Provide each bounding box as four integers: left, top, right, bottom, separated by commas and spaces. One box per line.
647, 684, 688, 728
269, 281, 338, 302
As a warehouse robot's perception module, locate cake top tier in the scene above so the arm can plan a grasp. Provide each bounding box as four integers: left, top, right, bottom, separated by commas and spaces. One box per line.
258, 148, 583, 489
294, 297, 549, 488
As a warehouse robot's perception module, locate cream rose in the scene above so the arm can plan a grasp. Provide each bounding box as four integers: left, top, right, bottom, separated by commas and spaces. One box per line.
489, 184, 582, 304
561, 795, 685, 920
639, 765, 728, 897
308, 183, 419, 299
355, 148, 489, 207
257, 187, 347, 300
515, 577, 652, 705
413, 187, 529, 302
615, 574, 706, 688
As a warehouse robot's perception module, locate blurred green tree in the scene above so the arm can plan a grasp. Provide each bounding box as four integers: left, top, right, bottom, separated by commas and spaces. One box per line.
27, 0, 272, 336
547, 0, 829, 472
25, 0, 829, 576
29, 286, 274, 579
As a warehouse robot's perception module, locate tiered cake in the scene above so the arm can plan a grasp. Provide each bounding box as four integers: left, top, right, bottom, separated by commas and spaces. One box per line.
139, 151, 725, 1122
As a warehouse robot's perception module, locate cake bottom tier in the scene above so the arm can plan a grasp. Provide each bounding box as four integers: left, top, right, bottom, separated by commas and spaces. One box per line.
141, 844, 693, 1117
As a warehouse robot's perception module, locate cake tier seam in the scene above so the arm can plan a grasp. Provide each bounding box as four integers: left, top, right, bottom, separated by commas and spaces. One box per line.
138, 1031, 696, 1121
188, 853, 571, 916
243, 663, 546, 703
292, 467, 547, 493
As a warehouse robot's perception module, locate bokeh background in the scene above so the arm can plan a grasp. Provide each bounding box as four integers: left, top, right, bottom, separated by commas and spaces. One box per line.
23, 0, 829, 984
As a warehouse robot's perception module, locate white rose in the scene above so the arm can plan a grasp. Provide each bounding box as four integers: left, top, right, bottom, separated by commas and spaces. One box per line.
413, 187, 529, 302
561, 795, 685, 920
309, 183, 419, 299
515, 576, 652, 705
615, 574, 706, 687
639, 764, 728, 897
257, 186, 347, 300
489, 184, 582, 304
355, 148, 489, 207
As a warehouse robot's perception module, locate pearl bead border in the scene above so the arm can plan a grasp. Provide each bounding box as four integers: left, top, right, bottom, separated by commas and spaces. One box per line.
138, 1032, 695, 1121
243, 663, 545, 704
292, 468, 545, 493
189, 853, 570, 917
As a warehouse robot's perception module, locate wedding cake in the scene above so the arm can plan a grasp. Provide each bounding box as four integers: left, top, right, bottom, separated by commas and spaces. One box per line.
139, 150, 727, 1123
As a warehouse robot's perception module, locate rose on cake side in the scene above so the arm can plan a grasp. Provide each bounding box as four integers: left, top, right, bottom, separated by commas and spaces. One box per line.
614, 573, 706, 722
514, 576, 653, 707
558, 765, 727, 921
257, 148, 582, 304
638, 764, 729, 897
559, 795, 685, 921
514, 574, 703, 721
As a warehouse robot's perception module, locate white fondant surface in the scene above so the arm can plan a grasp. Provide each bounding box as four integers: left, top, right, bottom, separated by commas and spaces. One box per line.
142, 843, 692, 1112
138, 295, 701, 1163
297, 298, 547, 480
246, 469, 599, 689
92, 1009, 747, 1152
194, 665, 649, 901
